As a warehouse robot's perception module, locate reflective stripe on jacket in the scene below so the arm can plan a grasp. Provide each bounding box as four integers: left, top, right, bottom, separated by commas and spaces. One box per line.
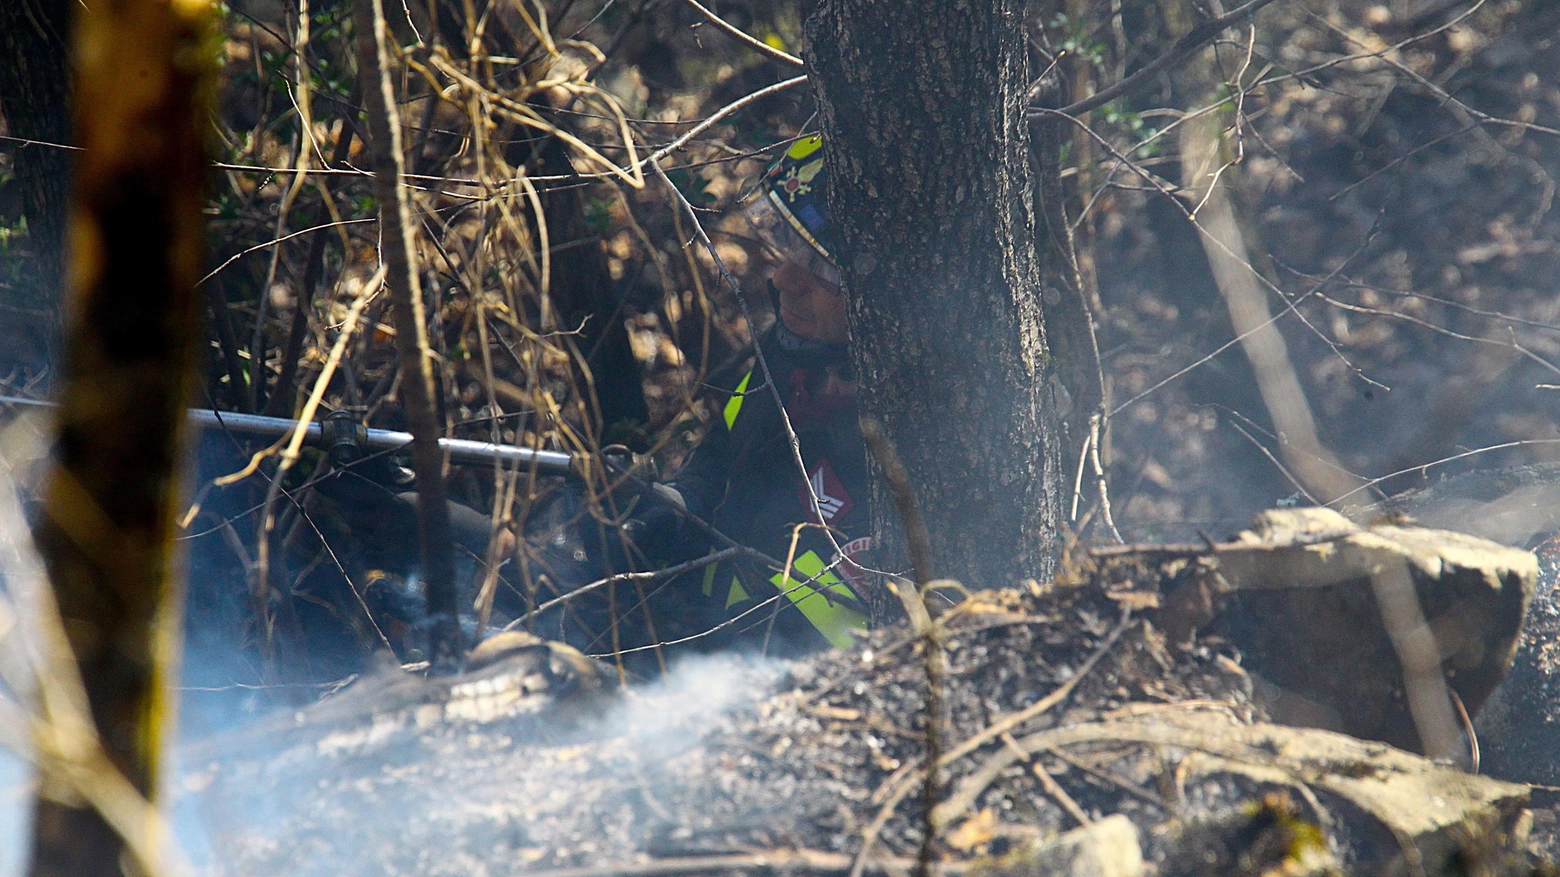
668, 330, 871, 653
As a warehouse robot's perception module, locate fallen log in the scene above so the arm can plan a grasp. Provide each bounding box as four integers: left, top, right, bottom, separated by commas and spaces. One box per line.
1372, 464, 1560, 786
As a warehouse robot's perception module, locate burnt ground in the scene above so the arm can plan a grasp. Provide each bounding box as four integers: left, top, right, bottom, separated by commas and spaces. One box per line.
187, 581, 1267, 875
187, 547, 1549, 877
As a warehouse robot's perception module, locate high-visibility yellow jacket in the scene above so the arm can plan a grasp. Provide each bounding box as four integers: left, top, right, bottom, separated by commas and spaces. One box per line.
660, 324, 873, 654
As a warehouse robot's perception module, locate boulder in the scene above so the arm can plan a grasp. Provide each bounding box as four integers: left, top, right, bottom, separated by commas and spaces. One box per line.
1376, 464, 1560, 784
1110, 507, 1537, 756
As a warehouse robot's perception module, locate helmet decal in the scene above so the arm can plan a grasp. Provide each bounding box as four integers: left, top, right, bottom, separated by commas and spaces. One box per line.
777, 158, 825, 203
786, 135, 824, 160
743, 135, 838, 266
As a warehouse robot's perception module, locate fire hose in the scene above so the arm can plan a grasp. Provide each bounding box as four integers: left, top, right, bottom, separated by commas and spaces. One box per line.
0, 395, 872, 617
0, 393, 576, 474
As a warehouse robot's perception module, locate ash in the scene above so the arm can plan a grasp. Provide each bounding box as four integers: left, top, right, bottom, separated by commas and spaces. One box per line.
184, 580, 1268, 875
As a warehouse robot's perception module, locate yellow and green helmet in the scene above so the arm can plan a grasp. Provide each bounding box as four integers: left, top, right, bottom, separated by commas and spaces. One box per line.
743, 136, 840, 282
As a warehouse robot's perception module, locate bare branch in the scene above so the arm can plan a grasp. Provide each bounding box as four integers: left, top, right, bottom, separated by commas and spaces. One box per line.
352, 0, 464, 669
678, 0, 804, 66
636, 75, 808, 172
1027, 0, 1286, 119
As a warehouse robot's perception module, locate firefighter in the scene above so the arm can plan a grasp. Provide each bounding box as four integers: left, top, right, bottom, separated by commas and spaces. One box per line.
617, 136, 873, 657
316, 138, 873, 665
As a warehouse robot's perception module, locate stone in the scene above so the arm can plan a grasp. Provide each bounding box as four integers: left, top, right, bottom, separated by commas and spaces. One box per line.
1191, 507, 1534, 755
1003, 815, 1144, 877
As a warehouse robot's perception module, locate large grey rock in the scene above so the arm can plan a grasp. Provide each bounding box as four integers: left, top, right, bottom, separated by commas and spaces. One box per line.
1141, 507, 1536, 755
1380, 464, 1560, 784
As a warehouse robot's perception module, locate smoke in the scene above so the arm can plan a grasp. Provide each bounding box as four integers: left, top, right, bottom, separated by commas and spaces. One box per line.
595, 652, 787, 758
168, 649, 785, 875
0, 418, 51, 877
1396, 477, 1560, 554
0, 752, 26, 877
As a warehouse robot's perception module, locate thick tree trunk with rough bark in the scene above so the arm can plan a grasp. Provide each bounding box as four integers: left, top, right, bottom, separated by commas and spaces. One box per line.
27, 0, 216, 873
805, 0, 1063, 589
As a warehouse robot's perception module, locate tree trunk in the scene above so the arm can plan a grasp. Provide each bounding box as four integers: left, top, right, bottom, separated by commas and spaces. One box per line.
805, 0, 1063, 589
353, 0, 465, 671
0, 0, 71, 376
27, 0, 217, 872
1159, 0, 1362, 507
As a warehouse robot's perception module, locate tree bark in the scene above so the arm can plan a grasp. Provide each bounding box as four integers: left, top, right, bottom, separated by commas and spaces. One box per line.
805, 0, 1063, 589
27, 0, 217, 872
353, 0, 464, 669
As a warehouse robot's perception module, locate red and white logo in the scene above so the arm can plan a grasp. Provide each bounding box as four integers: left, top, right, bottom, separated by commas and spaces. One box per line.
835, 536, 874, 588
799, 460, 853, 523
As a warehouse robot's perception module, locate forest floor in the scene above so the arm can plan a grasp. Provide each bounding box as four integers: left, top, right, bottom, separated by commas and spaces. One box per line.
1084, 0, 1560, 545
186, 510, 1549, 875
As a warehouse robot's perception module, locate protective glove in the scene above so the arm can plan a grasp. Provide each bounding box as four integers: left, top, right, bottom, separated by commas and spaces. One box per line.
315, 457, 497, 573
618, 483, 696, 565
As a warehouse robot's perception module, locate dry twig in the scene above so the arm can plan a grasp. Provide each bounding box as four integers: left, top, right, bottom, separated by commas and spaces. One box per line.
352, 0, 463, 668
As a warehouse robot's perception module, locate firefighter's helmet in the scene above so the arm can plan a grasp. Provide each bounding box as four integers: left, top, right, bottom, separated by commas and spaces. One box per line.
742, 136, 839, 284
